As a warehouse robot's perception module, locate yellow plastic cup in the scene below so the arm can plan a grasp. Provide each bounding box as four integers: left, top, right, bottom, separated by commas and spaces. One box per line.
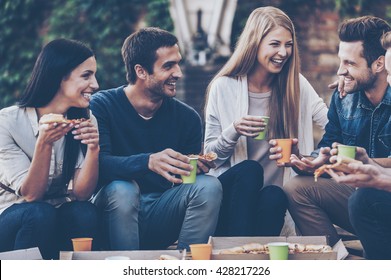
254, 116, 270, 140
275, 139, 293, 164
190, 244, 212, 260
337, 144, 356, 159
181, 157, 197, 184
71, 237, 93, 251
268, 242, 289, 260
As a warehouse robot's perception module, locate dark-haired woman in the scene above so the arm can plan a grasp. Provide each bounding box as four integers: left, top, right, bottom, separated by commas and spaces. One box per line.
0, 38, 100, 259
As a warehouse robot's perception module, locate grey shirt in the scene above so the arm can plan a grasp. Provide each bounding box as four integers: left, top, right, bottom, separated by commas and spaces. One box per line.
247, 91, 284, 187
0, 106, 87, 214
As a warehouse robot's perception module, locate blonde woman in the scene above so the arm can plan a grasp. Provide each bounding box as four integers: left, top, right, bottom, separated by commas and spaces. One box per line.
204, 6, 328, 236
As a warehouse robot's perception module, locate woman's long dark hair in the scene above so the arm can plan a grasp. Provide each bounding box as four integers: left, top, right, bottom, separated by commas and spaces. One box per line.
18, 38, 94, 187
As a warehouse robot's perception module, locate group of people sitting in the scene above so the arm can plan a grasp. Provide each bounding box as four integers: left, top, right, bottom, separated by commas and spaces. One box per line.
0, 6, 390, 260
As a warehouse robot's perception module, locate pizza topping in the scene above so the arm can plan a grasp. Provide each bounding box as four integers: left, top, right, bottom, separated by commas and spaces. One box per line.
188, 152, 217, 161
40, 113, 86, 125
217, 242, 332, 254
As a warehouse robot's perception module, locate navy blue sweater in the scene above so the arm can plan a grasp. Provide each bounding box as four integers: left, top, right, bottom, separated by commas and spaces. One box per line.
90, 86, 203, 193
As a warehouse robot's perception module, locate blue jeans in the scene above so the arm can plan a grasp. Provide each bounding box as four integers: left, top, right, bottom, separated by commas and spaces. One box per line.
93, 174, 222, 250
349, 188, 391, 260
0, 201, 99, 259
216, 160, 288, 236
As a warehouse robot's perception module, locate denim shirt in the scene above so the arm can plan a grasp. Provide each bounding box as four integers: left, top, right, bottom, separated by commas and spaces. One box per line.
313, 86, 391, 158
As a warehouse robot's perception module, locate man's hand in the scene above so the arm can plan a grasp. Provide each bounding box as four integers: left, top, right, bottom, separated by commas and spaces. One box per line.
148, 148, 193, 184
269, 138, 299, 167
326, 163, 389, 189
328, 76, 346, 98
290, 147, 331, 173
330, 143, 370, 164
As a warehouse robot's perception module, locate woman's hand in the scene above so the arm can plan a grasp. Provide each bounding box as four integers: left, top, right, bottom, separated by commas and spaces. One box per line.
233, 115, 267, 138
196, 158, 216, 174
38, 122, 74, 146
269, 138, 299, 167
72, 119, 99, 150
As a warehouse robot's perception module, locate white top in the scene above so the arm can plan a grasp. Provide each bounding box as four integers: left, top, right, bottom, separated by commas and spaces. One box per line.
0, 106, 96, 214
204, 74, 329, 183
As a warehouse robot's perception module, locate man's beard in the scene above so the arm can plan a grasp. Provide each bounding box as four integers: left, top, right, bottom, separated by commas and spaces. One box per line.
346, 70, 376, 94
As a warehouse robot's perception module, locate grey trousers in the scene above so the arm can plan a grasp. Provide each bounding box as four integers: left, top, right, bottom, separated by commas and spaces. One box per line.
283, 175, 356, 246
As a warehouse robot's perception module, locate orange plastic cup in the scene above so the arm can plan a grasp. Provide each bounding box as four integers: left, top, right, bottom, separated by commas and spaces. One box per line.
190, 244, 212, 260
72, 237, 93, 251
275, 139, 293, 164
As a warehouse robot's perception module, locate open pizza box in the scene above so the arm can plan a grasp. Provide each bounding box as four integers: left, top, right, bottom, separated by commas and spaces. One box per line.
208, 236, 348, 260
60, 249, 186, 260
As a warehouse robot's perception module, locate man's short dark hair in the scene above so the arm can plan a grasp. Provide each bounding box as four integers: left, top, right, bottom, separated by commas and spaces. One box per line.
339, 16, 391, 67
122, 27, 178, 84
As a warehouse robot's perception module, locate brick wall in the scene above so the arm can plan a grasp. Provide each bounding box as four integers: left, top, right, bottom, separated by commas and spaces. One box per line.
294, 9, 340, 105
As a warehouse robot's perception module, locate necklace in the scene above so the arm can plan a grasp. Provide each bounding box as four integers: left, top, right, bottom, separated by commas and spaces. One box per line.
138, 113, 153, 120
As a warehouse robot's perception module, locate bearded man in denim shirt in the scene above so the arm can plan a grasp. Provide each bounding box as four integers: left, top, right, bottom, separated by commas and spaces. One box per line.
269, 16, 391, 247
325, 32, 391, 260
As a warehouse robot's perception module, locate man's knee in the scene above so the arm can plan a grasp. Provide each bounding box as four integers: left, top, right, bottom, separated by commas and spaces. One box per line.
192, 175, 222, 203
282, 176, 312, 200
348, 189, 369, 218
100, 180, 140, 212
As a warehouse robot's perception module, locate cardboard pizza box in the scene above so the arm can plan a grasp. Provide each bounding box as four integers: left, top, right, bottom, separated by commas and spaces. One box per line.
209, 236, 348, 260
0, 247, 43, 260
60, 249, 186, 260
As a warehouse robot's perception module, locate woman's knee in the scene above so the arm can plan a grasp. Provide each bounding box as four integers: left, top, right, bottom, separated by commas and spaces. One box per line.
221, 161, 264, 193
261, 185, 288, 209
62, 201, 99, 225
23, 202, 57, 227
236, 160, 264, 181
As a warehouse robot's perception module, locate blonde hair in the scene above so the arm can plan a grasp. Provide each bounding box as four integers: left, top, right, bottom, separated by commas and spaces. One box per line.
205, 6, 300, 139
381, 31, 391, 50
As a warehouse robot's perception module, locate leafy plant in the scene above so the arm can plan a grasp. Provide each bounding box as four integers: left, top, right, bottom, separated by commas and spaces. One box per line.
0, 0, 51, 108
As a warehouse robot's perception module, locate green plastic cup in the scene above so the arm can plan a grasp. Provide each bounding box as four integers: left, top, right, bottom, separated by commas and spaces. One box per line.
337, 144, 356, 159
181, 157, 197, 184
254, 116, 270, 140
268, 242, 289, 260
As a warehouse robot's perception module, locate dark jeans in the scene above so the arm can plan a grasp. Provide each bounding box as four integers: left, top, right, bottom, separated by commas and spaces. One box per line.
216, 160, 288, 236
0, 201, 99, 259
349, 188, 391, 260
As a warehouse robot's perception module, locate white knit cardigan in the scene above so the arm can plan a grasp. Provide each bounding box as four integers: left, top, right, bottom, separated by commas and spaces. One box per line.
204, 74, 329, 178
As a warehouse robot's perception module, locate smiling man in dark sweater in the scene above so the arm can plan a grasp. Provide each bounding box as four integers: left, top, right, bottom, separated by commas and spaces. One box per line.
90, 27, 222, 251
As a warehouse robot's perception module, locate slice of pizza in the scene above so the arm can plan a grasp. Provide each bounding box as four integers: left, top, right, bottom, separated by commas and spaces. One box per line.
314, 156, 363, 182
188, 152, 217, 162
40, 113, 86, 125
